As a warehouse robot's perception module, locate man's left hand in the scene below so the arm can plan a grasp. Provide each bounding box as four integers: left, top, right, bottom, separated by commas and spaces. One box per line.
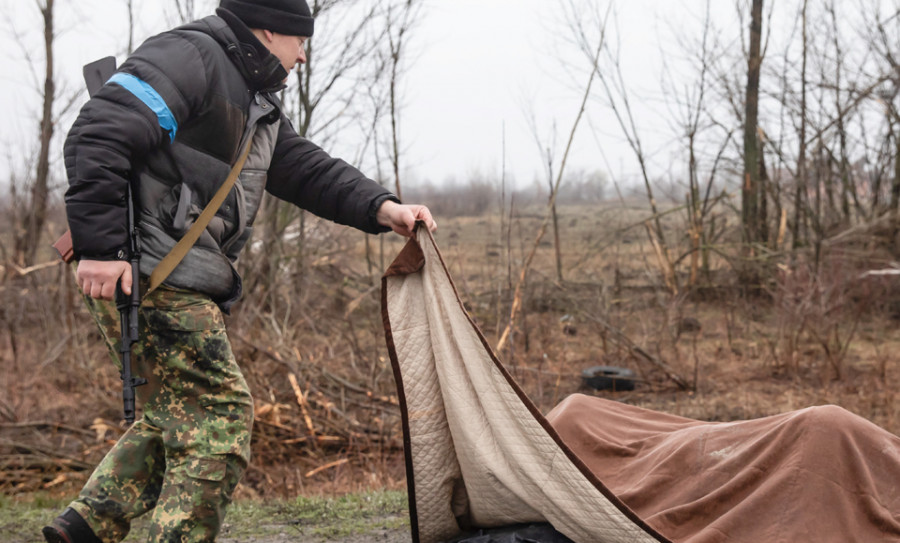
376, 200, 437, 237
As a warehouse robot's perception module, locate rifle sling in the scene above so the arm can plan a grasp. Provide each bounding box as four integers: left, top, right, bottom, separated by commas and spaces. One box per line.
144, 137, 253, 299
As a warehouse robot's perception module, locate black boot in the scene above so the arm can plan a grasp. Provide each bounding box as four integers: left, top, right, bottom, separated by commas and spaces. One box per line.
41, 507, 102, 543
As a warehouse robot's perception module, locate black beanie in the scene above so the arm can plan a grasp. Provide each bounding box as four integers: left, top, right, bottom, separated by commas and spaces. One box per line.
220, 0, 314, 37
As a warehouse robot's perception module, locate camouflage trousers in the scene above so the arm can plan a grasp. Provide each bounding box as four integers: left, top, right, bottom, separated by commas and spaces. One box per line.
68, 284, 254, 543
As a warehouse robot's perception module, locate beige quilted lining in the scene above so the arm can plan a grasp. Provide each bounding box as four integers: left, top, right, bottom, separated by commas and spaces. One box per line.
382, 228, 668, 543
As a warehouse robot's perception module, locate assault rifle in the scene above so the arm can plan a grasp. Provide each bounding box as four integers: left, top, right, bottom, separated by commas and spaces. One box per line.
116, 181, 147, 424
87, 57, 147, 423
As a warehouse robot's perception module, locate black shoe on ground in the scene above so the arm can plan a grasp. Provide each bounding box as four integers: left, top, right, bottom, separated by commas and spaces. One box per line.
41, 507, 101, 543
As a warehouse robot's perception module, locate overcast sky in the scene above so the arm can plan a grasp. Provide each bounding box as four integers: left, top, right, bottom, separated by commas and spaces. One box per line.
2, 0, 870, 196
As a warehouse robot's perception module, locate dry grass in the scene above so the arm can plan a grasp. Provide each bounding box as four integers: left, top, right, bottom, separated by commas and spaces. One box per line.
2, 202, 898, 500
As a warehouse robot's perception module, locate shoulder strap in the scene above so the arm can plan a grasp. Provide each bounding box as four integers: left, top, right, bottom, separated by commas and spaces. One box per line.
144, 137, 253, 299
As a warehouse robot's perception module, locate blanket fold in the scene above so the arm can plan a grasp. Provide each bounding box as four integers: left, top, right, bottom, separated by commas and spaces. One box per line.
382, 229, 667, 543
382, 228, 900, 543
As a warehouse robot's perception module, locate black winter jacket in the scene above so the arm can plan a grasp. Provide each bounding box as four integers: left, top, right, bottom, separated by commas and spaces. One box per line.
64, 9, 397, 310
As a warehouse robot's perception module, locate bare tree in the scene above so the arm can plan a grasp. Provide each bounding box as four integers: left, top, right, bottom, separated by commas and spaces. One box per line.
296, 0, 380, 142
496, 0, 608, 353
125, 0, 136, 54
742, 0, 765, 251
383, 0, 422, 201
868, 4, 900, 221
590, 4, 679, 293
523, 112, 565, 282
825, 0, 856, 225
166, 0, 209, 26
790, 0, 808, 250
9, 0, 56, 273
662, 0, 735, 286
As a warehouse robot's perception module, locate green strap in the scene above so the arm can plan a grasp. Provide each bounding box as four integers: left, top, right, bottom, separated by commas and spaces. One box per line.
144, 137, 254, 299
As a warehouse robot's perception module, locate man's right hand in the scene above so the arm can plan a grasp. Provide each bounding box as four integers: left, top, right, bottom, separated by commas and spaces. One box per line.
77, 259, 132, 300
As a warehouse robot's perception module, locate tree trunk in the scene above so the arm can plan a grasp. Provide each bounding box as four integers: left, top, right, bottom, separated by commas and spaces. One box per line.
389, 59, 403, 201
551, 202, 563, 282
688, 134, 701, 286
544, 152, 564, 283
792, 0, 808, 250
892, 122, 900, 229
828, 0, 855, 223
385, 0, 421, 202
742, 0, 763, 248
126, 0, 135, 54
14, 0, 54, 268
890, 127, 900, 249
759, 146, 769, 244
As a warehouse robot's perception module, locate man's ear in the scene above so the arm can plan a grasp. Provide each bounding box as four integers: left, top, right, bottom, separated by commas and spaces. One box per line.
263, 29, 275, 42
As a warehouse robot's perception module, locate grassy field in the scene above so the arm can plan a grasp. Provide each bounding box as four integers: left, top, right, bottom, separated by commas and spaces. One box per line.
0, 491, 410, 543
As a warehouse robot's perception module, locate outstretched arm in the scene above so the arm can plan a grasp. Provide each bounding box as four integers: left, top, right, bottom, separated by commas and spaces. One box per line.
375, 200, 437, 237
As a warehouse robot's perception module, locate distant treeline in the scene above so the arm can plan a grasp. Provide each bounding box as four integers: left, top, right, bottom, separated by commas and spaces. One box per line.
404, 169, 610, 217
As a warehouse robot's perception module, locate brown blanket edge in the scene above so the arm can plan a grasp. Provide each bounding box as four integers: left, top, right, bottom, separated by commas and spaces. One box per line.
381, 229, 672, 543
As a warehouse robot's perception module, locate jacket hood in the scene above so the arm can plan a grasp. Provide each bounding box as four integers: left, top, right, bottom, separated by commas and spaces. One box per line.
182, 10, 288, 92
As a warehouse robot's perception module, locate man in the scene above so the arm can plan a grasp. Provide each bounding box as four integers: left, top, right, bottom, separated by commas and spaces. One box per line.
43, 0, 435, 541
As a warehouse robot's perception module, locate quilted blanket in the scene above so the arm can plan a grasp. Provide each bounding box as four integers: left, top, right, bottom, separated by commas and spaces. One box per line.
382, 228, 900, 543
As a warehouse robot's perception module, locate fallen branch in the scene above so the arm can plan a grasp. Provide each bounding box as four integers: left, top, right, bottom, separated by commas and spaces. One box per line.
235, 332, 395, 406
304, 457, 348, 478
0, 439, 93, 470
6, 260, 61, 278
288, 373, 317, 442
0, 421, 95, 438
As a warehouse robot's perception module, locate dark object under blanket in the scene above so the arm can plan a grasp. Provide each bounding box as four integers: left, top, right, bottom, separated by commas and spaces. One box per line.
447, 523, 574, 543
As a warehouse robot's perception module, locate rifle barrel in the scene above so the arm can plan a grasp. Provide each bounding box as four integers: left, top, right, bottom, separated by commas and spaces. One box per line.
116, 182, 146, 424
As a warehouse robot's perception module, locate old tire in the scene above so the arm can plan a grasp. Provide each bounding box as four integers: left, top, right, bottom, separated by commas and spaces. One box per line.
581, 365, 636, 392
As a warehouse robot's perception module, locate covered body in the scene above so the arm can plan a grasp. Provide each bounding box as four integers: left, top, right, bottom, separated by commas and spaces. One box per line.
382, 229, 900, 543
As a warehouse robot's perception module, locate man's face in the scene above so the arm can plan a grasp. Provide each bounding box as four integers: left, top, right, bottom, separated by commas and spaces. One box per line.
263, 31, 308, 74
